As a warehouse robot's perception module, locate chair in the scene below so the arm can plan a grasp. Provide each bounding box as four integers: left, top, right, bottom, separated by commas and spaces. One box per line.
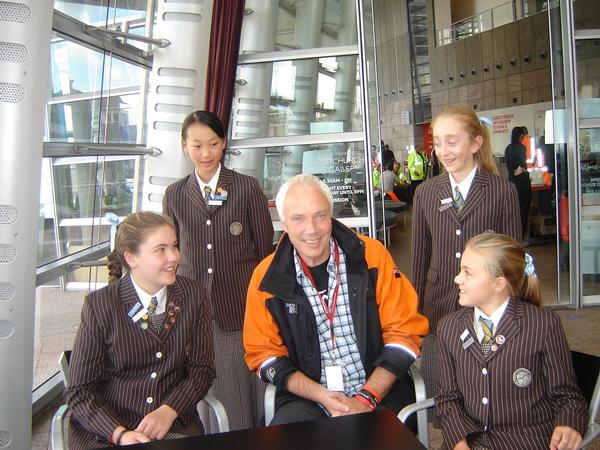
571, 351, 600, 449
50, 351, 229, 450
263, 361, 428, 428
397, 350, 600, 449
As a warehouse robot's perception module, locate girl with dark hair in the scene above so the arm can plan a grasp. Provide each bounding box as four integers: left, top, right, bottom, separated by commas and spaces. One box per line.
162, 111, 274, 430
65, 212, 215, 449
436, 233, 587, 450
505, 126, 531, 240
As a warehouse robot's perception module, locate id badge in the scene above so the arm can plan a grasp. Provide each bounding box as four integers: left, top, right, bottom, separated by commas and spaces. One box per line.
325, 365, 344, 392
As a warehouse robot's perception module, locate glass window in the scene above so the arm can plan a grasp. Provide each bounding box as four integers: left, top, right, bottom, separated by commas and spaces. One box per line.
38, 156, 140, 267
573, 0, 600, 31
232, 55, 361, 139
233, 141, 367, 224
47, 34, 147, 144
575, 39, 600, 120
54, 0, 148, 27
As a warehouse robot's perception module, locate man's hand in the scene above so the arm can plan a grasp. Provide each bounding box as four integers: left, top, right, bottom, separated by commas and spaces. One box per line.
453, 439, 471, 450
514, 167, 525, 176
135, 404, 178, 440
320, 391, 351, 417
549, 426, 582, 450
339, 396, 372, 415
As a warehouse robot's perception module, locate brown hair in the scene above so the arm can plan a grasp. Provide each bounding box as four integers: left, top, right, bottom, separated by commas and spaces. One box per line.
465, 233, 540, 306
107, 212, 176, 284
432, 106, 498, 175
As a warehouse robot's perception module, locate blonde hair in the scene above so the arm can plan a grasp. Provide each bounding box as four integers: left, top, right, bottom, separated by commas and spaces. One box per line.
275, 174, 333, 221
107, 212, 176, 284
465, 233, 540, 306
432, 106, 498, 175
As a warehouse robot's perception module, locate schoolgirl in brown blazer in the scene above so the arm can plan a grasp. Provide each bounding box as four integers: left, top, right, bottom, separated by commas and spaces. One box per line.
65, 212, 215, 449
436, 233, 586, 450
411, 107, 521, 402
162, 111, 274, 430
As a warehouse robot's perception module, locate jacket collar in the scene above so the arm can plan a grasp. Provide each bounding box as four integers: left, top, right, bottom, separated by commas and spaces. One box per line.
458, 298, 523, 363
435, 168, 490, 222
259, 219, 366, 298
184, 166, 235, 212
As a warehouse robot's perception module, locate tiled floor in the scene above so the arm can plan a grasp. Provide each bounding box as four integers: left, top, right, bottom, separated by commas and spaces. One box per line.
32, 209, 599, 449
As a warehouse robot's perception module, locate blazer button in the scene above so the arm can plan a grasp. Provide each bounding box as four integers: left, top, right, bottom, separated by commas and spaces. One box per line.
482, 397, 489, 405
456, 229, 462, 235
146, 397, 154, 404
207, 243, 212, 250
455, 252, 461, 258
156, 351, 163, 359
207, 268, 213, 274
206, 220, 211, 226
481, 368, 488, 375
150, 372, 157, 379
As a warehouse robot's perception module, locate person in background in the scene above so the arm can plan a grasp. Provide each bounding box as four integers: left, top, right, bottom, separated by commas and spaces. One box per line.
381, 148, 409, 203
244, 174, 428, 425
65, 212, 215, 449
437, 233, 587, 450
505, 126, 531, 243
408, 144, 429, 204
163, 111, 274, 430
412, 106, 521, 420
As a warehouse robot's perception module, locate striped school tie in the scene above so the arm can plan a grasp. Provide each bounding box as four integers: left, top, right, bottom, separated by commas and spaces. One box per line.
147, 296, 158, 317
454, 186, 464, 211
203, 186, 212, 202
479, 317, 494, 344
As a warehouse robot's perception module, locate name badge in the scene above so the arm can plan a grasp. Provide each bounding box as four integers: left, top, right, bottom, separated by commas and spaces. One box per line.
208, 200, 223, 206
325, 365, 344, 392
440, 197, 453, 205
132, 307, 147, 323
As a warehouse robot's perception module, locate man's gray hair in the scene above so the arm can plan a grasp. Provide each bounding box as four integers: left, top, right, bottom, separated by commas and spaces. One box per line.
275, 174, 334, 222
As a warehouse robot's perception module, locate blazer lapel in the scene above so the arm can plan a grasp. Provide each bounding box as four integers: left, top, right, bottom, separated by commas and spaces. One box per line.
185, 172, 207, 212
157, 281, 184, 341
457, 169, 488, 222
485, 298, 522, 363
436, 174, 461, 225
119, 274, 140, 307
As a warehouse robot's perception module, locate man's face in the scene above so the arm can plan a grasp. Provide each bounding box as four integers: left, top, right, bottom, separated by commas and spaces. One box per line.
282, 184, 333, 267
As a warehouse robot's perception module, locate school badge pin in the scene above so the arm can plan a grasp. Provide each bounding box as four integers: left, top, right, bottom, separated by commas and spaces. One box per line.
495, 335, 505, 345
229, 221, 243, 236
512, 368, 532, 387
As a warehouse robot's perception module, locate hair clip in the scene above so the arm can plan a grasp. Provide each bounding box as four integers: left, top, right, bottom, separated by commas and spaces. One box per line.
524, 253, 537, 277
478, 116, 493, 127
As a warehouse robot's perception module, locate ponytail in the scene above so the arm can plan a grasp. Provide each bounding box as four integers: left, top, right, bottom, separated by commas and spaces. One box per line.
107, 249, 123, 284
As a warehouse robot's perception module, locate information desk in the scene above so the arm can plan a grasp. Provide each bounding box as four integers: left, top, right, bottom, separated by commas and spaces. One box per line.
96, 409, 426, 450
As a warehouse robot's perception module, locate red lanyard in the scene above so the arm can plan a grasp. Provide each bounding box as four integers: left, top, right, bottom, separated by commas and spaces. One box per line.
298, 242, 341, 350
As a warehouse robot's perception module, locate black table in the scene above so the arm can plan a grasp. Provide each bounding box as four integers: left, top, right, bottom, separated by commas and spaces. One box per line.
103, 410, 426, 450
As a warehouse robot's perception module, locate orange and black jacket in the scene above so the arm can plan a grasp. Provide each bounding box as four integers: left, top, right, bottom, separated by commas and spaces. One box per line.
243, 219, 428, 401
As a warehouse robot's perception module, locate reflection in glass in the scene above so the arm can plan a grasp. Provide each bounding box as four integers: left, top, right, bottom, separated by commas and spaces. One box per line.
54, 0, 147, 27
272, 0, 357, 51
579, 129, 600, 298
38, 156, 139, 266
575, 39, 600, 119
233, 56, 362, 140
47, 35, 147, 143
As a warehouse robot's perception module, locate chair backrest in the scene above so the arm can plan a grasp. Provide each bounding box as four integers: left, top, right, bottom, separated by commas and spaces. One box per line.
59, 350, 71, 388
571, 350, 600, 424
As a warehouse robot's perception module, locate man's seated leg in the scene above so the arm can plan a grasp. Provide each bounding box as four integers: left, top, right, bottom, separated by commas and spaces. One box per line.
271, 393, 328, 426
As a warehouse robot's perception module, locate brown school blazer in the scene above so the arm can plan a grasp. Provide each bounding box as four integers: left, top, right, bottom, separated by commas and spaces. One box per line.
436, 299, 587, 450
163, 167, 274, 331
64, 274, 215, 450
411, 169, 521, 333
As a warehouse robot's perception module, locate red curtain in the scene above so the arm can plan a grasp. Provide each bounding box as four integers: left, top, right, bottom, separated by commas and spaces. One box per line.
204, 0, 245, 131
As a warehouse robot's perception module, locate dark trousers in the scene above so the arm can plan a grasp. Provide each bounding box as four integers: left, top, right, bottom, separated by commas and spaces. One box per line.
509, 175, 531, 238
409, 179, 424, 204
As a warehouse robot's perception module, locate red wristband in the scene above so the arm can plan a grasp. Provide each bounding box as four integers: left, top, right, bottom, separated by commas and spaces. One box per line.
362, 384, 382, 403
353, 392, 376, 410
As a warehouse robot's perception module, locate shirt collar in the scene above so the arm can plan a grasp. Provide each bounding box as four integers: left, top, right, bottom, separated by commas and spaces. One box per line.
450, 165, 477, 200
474, 297, 510, 331
130, 276, 168, 314
195, 163, 221, 195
